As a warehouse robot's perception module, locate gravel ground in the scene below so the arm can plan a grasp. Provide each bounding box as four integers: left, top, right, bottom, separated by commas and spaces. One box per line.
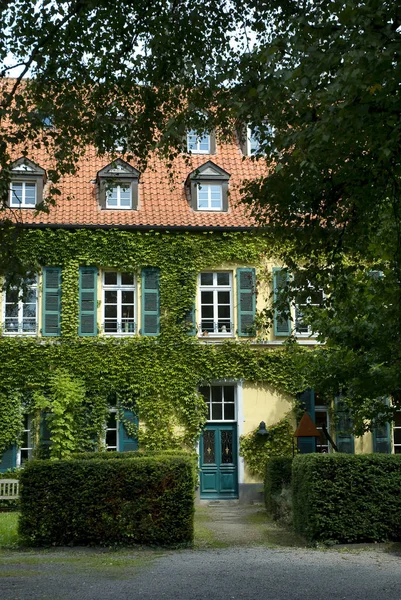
1, 503, 401, 600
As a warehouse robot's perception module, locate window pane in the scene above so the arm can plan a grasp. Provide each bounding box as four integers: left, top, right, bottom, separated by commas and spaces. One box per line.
394, 430, 401, 444
199, 135, 210, 152
104, 272, 118, 286
223, 386, 234, 403
201, 306, 213, 319
10, 183, 23, 205
105, 305, 117, 318
5, 304, 18, 317
122, 291, 134, 304
24, 183, 36, 205
107, 412, 117, 428
201, 273, 213, 286
395, 412, 401, 427
212, 403, 223, 420
217, 273, 229, 286
218, 291, 230, 305
212, 387, 222, 403
106, 430, 117, 447
187, 132, 197, 151
104, 290, 117, 303
199, 387, 210, 402
121, 272, 134, 286
218, 305, 230, 318
4, 318, 18, 331
23, 304, 36, 318
122, 305, 134, 318
5, 288, 19, 304
201, 291, 213, 304
106, 188, 118, 206
224, 403, 235, 420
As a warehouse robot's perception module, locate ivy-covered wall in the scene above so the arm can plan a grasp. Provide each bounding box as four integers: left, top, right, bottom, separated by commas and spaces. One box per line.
0, 227, 307, 456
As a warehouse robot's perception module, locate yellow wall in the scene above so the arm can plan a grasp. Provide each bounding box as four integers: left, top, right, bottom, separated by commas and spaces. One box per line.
240, 381, 294, 484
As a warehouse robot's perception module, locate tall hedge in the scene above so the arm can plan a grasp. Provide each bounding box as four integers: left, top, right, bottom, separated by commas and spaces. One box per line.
19, 455, 195, 547
292, 454, 401, 543
264, 456, 293, 517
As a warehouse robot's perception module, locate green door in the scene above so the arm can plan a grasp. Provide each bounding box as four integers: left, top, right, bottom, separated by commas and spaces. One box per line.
199, 423, 238, 499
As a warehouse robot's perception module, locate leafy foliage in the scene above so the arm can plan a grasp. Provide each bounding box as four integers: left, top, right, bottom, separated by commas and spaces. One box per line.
19, 454, 196, 547
264, 456, 293, 522
292, 454, 401, 543
239, 417, 294, 479
0, 228, 307, 459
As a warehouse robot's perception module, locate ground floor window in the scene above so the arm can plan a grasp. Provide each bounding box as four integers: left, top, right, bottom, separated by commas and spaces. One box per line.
105, 408, 119, 451
315, 406, 330, 453
17, 414, 33, 466
393, 411, 401, 454
199, 385, 236, 421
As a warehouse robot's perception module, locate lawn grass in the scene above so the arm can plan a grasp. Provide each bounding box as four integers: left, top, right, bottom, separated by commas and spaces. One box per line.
0, 512, 19, 548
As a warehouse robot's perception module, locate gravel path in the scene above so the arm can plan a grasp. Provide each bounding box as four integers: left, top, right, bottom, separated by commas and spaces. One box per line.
1, 503, 401, 600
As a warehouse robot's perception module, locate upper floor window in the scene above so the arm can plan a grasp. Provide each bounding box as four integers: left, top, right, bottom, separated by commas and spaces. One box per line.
8, 157, 46, 209
106, 184, 132, 209
199, 271, 233, 336
103, 271, 136, 335
97, 159, 140, 211
3, 276, 38, 335
10, 182, 36, 207
248, 126, 262, 156
187, 131, 211, 153
295, 288, 323, 337
197, 184, 223, 211
186, 161, 230, 213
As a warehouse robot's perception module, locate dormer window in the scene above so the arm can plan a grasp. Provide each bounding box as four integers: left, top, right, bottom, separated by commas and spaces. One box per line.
186, 161, 230, 213
106, 184, 132, 209
97, 159, 140, 211
8, 158, 46, 208
197, 184, 222, 211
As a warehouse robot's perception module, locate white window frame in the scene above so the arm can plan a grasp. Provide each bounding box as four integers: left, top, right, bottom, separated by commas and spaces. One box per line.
187, 131, 210, 154
105, 407, 119, 451
197, 184, 223, 211
106, 184, 132, 209
294, 285, 323, 338
9, 181, 37, 207
315, 406, 330, 453
17, 414, 33, 467
102, 271, 136, 335
200, 384, 237, 422
393, 410, 401, 454
3, 277, 38, 335
198, 271, 233, 337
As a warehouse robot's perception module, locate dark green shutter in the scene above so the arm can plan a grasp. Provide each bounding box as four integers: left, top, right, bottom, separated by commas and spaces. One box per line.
335, 397, 354, 453
297, 388, 316, 453
237, 268, 256, 336
118, 410, 138, 452
79, 267, 98, 336
273, 268, 291, 336
0, 445, 17, 472
373, 398, 391, 454
42, 267, 61, 336
141, 268, 160, 336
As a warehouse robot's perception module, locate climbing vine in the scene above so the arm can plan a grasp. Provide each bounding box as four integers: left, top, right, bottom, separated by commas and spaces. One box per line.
239, 416, 295, 479
0, 227, 308, 457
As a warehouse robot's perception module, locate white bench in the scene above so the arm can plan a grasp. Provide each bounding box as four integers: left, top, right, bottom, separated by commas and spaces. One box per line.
0, 479, 19, 500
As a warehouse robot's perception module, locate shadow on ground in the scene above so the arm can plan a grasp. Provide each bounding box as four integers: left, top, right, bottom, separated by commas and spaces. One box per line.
194, 501, 305, 549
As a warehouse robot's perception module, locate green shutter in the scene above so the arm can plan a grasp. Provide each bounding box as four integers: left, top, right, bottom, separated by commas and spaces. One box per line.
373, 398, 391, 454
42, 267, 61, 336
79, 267, 98, 336
297, 388, 316, 453
0, 445, 17, 472
141, 268, 160, 336
237, 268, 256, 337
335, 397, 354, 453
273, 268, 291, 336
118, 410, 138, 452
185, 303, 196, 336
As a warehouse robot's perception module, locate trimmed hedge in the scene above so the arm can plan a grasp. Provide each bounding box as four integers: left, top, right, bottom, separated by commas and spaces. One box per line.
264, 456, 293, 518
19, 455, 195, 547
292, 454, 401, 543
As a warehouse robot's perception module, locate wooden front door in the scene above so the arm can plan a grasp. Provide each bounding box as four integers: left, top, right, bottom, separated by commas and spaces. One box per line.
199, 423, 238, 499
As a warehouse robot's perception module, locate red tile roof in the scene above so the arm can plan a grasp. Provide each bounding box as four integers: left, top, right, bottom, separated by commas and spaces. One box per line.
6, 136, 269, 229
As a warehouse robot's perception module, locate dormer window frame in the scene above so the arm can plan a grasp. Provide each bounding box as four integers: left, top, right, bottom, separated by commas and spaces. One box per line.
186, 161, 230, 213
97, 159, 140, 211
197, 183, 223, 211
187, 131, 211, 154
106, 183, 132, 210
8, 158, 46, 209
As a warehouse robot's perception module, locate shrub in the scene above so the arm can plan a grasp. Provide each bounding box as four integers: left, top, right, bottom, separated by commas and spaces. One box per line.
19, 455, 195, 547
264, 456, 293, 521
292, 454, 401, 543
